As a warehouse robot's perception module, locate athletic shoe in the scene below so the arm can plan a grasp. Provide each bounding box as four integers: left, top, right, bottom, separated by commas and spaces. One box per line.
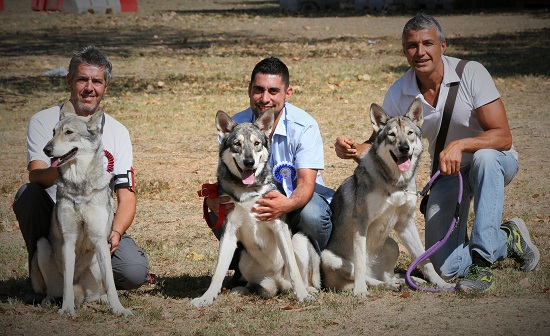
456, 263, 494, 293
501, 218, 540, 271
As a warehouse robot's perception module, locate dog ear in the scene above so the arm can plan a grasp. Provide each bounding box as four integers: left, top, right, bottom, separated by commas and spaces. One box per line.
86, 107, 104, 133
254, 109, 274, 137
405, 98, 423, 128
60, 101, 77, 119
370, 103, 389, 133
216, 110, 236, 138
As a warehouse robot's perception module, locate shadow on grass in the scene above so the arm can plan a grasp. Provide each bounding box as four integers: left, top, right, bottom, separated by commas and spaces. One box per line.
0, 273, 230, 304
147, 274, 234, 299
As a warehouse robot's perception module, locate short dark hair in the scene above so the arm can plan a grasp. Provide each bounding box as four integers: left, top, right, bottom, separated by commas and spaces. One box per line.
250, 57, 290, 87
68, 45, 113, 85
402, 13, 446, 47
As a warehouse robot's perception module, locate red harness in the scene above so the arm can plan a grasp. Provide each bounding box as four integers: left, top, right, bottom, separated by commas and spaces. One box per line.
197, 184, 225, 230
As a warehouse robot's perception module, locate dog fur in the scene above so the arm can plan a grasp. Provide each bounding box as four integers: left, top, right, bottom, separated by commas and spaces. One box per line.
321, 98, 451, 296
30, 102, 132, 316
191, 110, 320, 307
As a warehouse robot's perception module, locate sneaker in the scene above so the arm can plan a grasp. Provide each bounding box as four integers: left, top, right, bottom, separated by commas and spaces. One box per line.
501, 218, 540, 271
456, 263, 494, 293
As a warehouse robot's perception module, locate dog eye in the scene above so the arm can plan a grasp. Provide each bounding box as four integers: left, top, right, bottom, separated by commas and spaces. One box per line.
254, 141, 261, 146
388, 132, 396, 137
65, 130, 73, 135
232, 140, 241, 147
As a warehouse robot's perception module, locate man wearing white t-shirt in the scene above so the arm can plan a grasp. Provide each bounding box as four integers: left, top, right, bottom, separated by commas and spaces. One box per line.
13, 46, 152, 302
335, 13, 539, 293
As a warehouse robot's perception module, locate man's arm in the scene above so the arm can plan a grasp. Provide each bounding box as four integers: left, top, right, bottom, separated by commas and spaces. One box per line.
28, 160, 58, 188
253, 168, 317, 221
438, 98, 512, 175
109, 187, 136, 253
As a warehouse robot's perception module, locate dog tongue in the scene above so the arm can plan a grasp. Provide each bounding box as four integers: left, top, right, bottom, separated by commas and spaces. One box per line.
397, 157, 411, 172
51, 158, 60, 168
241, 170, 255, 185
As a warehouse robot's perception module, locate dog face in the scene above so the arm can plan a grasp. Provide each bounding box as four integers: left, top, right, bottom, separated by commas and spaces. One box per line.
43, 101, 104, 168
216, 110, 274, 185
370, 98, 423, 173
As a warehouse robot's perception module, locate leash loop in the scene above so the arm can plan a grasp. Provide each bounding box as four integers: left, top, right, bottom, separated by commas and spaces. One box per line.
197, 183, 225, 230
406, 170, 463, 293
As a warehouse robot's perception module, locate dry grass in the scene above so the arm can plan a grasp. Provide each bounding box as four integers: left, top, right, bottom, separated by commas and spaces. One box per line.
0, 1, 549, 335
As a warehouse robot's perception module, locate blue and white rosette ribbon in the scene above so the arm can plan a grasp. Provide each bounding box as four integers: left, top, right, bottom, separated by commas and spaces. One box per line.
273, 161, 296, 197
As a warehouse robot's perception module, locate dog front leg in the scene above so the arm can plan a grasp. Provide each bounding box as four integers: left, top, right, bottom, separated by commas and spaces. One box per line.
353, 225, 369, 297
191, 228, 238, 307
95, 240, 134, 317
275, 222, 313, 303
59, 237, 77, 316
397, 220, 452, 288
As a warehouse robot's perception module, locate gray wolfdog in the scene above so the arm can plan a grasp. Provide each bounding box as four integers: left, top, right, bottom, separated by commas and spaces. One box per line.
321, 98, 451, 296
30, 102, 132, 317
191, 110, 319, 307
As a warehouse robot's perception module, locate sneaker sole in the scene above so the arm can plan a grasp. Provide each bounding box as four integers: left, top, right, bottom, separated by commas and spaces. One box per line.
510, 217, 540, 271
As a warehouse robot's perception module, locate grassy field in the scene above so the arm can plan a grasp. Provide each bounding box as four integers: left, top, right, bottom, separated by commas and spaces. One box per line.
0, 1, 549, 335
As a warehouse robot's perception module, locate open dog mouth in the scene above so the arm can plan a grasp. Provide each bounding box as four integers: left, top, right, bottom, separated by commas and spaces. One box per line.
390, 151, 412, 172
51, 148, 78, 168
234, 159, 256, 185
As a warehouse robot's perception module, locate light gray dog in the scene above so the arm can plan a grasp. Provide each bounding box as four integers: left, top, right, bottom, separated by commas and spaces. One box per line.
321, 98, 451, 296
31, 102, 132, 317
191, 110, 319, 307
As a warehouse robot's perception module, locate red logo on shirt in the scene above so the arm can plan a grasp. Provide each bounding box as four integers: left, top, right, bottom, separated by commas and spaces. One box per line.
104, 150, 114, 172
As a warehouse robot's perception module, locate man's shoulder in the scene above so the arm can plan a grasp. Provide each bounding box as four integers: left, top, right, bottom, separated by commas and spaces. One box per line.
232, 108, 254, 123
285, 103, 317, 125
32, 105, 61, 121
104, 113, 130, 134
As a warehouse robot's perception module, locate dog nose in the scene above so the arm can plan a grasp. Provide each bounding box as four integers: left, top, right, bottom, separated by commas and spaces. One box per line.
243, 158, 255, 168
44, 145, 52, 157
399, 142, 410, 154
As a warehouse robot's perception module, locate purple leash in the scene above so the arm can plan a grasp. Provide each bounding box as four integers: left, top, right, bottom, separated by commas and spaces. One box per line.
405, 170, 463, 293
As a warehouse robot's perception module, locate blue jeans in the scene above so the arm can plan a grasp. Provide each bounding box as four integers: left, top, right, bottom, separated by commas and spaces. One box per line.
210, 192, 333, 254
425, 149, 518, 280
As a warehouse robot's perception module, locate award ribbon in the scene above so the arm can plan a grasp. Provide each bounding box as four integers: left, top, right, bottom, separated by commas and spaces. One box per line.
273, 161, 296, 197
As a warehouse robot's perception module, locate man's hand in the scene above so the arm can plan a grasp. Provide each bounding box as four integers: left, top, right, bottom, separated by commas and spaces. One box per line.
438, 140, 464, 175
334, 136, 359, 160
205, 195, 235, 217
109, 230, 122, 254
252, 191, 291, 221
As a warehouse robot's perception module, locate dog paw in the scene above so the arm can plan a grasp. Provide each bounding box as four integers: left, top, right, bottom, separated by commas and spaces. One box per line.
190, 296, 215, 308
297, 293, 316, 303
306, 286, 319, 295
58, 306, 76, 316
230, 286, 251, 296
353, 289, 370, 298
113, 307, 134, 317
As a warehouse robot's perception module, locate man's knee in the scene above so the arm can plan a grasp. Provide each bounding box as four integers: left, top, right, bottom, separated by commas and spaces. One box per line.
111, 235, 150, 290
113, 263, 150, 290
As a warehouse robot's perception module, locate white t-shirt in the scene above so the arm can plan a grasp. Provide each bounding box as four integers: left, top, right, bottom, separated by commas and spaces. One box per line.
382, 55, 517, 167
27, 105, 135, 201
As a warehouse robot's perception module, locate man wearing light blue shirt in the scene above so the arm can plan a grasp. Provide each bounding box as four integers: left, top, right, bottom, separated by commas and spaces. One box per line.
207, 57, 333, 263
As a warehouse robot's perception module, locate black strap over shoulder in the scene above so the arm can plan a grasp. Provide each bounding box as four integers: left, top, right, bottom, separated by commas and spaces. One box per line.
431, 59, 470, 176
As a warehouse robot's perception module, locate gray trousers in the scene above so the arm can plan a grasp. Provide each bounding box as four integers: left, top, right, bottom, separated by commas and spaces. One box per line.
13, 183, 150, 290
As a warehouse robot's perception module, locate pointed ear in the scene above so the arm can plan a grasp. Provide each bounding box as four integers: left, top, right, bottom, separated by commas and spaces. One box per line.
254, 109, 274, 137
370, 103, 390, 133
86, 107, 104, 133
60, 101, 76, 119
405, 98, 423, 128
216, 110, 236, 139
